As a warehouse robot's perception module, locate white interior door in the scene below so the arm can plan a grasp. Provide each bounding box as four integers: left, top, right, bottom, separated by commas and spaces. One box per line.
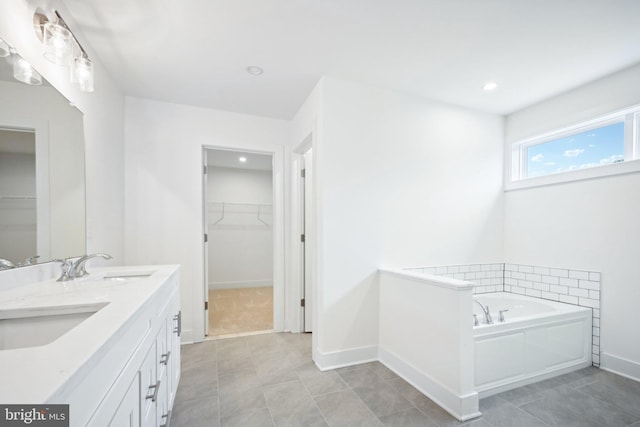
303, 149, 313, 332
203, 151, 209, 336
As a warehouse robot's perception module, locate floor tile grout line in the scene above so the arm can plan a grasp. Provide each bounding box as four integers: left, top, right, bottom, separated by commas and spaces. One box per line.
510, 401, 552, 427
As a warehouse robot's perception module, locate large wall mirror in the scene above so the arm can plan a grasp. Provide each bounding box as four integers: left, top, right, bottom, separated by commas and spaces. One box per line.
0, 38, 86, 268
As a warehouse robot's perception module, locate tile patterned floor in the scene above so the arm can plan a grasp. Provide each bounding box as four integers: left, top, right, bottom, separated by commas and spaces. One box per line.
171, 333, 640, 427
208, 287, 273, 336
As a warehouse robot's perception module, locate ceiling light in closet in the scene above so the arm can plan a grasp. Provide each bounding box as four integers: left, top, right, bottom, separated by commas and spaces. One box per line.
239, 156, 247, 163
483, 82, 498, 91
246, 66, 264, 76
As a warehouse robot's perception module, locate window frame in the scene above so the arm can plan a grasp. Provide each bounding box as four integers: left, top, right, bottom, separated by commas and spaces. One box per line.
506, 105, 640, 191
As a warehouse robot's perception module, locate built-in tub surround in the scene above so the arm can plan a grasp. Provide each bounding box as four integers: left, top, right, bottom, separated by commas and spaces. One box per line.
406, 262, 602, 366
0, 264, 181, 426
378, 269, 479, 421
473, 292, 592, 397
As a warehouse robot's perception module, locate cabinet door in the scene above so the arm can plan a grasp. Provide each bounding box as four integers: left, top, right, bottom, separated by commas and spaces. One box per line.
169, 309, 181, 407
109, 372, 140, 427
140, 342, 157, 427
156, 366, 170, 427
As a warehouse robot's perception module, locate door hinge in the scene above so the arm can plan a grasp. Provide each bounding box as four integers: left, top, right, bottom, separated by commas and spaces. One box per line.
204, 233, 208, 243
300, 234, 305, 243
301, 168, 306, 178
203, 165, 208, 174
300, 298, 305, 307
205, 301, 208, 310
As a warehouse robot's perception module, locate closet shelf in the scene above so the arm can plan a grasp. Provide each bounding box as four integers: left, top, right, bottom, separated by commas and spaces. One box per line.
208, 201, 272, 227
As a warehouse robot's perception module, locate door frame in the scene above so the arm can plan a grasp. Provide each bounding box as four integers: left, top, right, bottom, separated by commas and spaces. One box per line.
201, 143, 285, 338
290, 132, 315, 333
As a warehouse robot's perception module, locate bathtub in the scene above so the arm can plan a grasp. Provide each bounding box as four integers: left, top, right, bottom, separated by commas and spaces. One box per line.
473, 292, 592, 397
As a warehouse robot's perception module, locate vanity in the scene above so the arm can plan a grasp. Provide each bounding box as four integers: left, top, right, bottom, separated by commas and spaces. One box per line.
0, 264, 181, 427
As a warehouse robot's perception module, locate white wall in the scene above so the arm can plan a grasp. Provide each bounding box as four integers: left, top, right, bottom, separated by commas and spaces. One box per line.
313, 77, 504, 366
504, 63, 640, 380
124, 97, 289, 342
207, 166, 273, 288
0, 1, 126, 263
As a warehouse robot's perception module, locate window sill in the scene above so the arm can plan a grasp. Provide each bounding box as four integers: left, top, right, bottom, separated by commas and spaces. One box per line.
504, 159, 640, 191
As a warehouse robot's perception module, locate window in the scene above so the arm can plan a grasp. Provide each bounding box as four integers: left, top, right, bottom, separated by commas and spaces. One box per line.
509, 105, 640, 188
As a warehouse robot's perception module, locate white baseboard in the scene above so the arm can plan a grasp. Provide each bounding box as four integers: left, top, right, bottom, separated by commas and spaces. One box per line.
314, 345, 378, 371
600, 352, 640, 381
379, 346, 480, 422
180, 329, 195, 345
208, 279, 272, 290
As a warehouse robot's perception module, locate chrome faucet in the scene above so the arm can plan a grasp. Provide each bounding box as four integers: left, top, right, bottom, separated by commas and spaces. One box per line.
53, 258, 73, 281
70, 253, 112, 278
474, 300, 493, 325
0, 258, 16, 270
0, 255, 40, 269
54, 253, 112, 281
19, 255, 40, 266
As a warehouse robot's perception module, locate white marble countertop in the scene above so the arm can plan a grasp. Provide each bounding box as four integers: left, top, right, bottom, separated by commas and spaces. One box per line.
0, 264, 179, 404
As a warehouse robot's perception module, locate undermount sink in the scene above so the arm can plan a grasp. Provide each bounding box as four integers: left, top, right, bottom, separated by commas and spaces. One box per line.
101, 271, 155, 281
0, 302, 108, 351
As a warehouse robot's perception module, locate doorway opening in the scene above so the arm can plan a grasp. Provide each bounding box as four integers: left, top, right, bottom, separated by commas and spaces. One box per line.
203, 148, 274, 338
0, 128, 36, 266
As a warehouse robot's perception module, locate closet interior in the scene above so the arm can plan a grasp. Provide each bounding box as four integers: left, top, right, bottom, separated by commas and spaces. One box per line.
205, 149, 274, 337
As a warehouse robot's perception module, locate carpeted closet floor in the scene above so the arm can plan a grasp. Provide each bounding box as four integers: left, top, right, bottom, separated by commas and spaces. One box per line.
208, 286, 273, 337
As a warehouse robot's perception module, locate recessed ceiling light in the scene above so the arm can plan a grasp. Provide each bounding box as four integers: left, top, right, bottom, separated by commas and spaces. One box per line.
483, 82, 498, 91
239, 156, 247, 163
246, 66, 264, 76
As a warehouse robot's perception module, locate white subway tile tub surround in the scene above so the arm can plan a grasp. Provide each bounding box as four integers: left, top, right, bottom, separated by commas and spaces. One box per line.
411, 263, 505, 295
504, 264, 601, 366
405, 263, 602, 367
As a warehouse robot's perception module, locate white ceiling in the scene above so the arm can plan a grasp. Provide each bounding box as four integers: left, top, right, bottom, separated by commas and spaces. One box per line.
63, 0, 640, 119
206, 148, 272, 171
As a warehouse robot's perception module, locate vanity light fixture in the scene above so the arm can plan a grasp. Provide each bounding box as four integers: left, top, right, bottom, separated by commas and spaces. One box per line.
42, 20, 73, 65
34, 10, 94, 92
483, 81, 498, 92
246, 66, 264, 76
12, 55, 43, 86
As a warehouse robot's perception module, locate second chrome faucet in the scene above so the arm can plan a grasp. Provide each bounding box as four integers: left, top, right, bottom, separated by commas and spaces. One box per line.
55, 253, 112, 281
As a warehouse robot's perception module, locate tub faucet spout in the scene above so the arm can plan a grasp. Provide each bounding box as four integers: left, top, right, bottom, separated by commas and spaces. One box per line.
475, 300, 493, 324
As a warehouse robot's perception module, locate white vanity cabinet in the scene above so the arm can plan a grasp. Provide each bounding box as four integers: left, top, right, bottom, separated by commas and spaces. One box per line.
75, 267, 182, 427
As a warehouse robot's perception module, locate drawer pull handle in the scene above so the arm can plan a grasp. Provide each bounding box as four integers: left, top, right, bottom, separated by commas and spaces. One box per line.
173, 311, 182, 336
146, 380, 161, 402
160, 412, 170, 427
160, 351, 171, 365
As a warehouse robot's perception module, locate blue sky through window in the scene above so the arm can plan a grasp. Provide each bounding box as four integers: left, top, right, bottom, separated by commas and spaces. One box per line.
526, 122, 625, 178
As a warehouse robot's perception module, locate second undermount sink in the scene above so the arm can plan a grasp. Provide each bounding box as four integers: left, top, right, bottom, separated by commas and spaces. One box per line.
0, 302, 108, 351
101, 271, 155, 281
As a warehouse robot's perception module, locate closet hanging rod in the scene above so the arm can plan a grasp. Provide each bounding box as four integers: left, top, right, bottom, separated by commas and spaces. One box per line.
0, 195, 36, 200
208, 201, 272, 207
